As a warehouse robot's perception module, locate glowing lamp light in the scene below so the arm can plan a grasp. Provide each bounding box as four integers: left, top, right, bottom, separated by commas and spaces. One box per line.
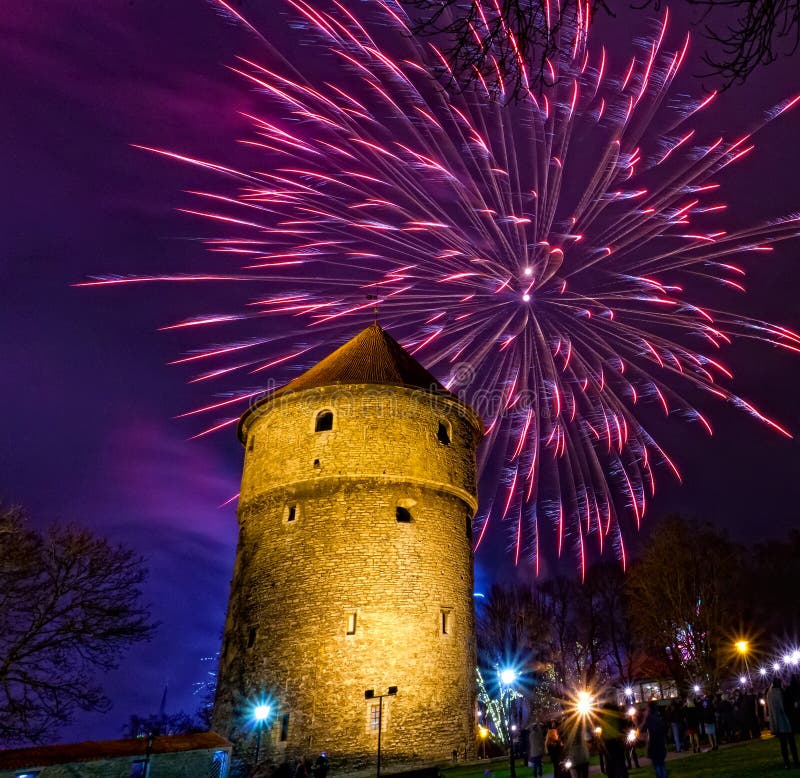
500, 668, 518, 686
576, 690, 593, 717
524, 267, 533, 277
564, 760, 573, 770
522, 294, 531, 302
627, 730, 638, 744
511, 724, 518, 732
478, 726, 489, 739
735, 640, 749, 654
627, 707, 636, 717
594, 727, 603, 736
792, 650, 800, 665
760, 698, 766, 706
624, 687, 634, 697
693, 685, 701, 694
784, 654, 792, 665
759, 668, 767, 676
739, 676, 747, 685
774, 663, 782, 672
253, 704, 271, 722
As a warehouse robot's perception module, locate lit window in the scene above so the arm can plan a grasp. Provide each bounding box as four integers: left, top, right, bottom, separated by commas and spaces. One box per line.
247, 626, 257, 649
280, 713, 290, 742
211, 750, 229, 778
129, 762, 147, 778
369, 703, 381, 731
347, 612, 357, 635
396, 507, 412, 523
441, 609, 451, 634
315, 411, 333, 432
437, 420, 451, 445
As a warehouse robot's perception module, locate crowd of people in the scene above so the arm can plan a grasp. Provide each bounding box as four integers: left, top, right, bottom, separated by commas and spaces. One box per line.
518, 674, 800, 776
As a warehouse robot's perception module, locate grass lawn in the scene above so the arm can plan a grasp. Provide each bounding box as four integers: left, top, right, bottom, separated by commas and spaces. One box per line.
441, 737, 795, 778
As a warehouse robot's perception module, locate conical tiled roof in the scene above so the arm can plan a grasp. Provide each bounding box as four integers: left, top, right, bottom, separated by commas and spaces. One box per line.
238, 324, 451, 441
280, 322, 445, 395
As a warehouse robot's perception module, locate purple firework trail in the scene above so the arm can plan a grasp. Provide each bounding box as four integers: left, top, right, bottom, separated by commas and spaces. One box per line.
80, 0, 800, 577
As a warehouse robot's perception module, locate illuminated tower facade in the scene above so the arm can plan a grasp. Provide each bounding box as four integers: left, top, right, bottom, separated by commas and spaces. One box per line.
213, 323, 482, 769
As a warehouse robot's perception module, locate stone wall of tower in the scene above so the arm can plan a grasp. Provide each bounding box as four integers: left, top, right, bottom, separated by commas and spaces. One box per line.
213, 384, 481, 770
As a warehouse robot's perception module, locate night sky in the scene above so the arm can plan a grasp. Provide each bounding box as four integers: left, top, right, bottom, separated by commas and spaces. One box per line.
1, 0, 799, 743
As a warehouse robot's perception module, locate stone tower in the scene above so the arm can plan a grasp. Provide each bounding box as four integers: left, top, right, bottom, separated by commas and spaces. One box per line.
213, 323, 483, 769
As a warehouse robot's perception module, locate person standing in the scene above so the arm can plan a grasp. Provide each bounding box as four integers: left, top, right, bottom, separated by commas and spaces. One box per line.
545, 721, 564, 778
643, 702, 668, 778
702, 697, 718, 751
665, 701, 683, 752
597, 704, 629, 778
767, 678, 800, 770
528, 722, 545, 778
567, 727, 591, 778
684, 699, 700, 753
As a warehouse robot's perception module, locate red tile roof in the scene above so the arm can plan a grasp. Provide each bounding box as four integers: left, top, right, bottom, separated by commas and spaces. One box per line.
0, 731, 231, 770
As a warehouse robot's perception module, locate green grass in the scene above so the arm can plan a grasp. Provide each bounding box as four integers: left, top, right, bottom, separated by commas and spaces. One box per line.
441, 737, 795, 778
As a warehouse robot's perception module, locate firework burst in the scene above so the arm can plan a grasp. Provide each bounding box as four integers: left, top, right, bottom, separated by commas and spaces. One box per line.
80, 0, 800, 576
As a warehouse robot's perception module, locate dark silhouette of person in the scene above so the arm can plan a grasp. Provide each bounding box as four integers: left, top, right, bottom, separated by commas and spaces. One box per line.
643, 702, 668, 778
767, 677, 800, 769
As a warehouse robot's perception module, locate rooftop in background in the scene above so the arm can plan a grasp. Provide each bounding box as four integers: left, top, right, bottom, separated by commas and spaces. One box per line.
239, 322, 457, 442
0, 732, 231, 770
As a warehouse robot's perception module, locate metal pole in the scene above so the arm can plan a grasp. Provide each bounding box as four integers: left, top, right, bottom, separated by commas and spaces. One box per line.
377, 695, 383, 778
255, 725, 262, 766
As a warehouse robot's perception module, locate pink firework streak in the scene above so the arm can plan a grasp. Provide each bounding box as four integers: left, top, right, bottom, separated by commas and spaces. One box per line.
79, 0, 800, 578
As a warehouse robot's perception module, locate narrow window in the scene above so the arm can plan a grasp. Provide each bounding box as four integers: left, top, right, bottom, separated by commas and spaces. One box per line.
280, 713, 290, 742
315, 410, 333, 432
369, 703, 381, 731
130, 762, 147, 778
247, 626, 257, 649
247, 435, 255, 452
437, 420, 451, 445
287, 505, 296, 522
211, 750, 229, 778
313, 459, 321, 469
396, 506, 412, 523
441, 609, 451, 634
347, 612, 357, 635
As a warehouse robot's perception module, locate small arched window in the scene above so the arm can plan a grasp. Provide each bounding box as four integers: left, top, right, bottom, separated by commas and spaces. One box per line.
437, 420, 451, 445
396, 506, 412, 523
315, 410, 334, 432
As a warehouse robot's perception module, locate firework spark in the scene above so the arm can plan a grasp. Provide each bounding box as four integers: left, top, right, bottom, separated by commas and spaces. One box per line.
80, 0, 800, 576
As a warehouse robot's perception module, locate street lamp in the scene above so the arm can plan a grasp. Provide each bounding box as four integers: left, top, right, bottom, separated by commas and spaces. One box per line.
498, 668, 518, 778
252, 704, 271, 766
478, 726, 489, 759
365, 686, 397, 778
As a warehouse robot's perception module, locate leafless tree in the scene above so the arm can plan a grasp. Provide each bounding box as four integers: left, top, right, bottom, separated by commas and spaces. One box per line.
401, 0, 799, 96
0, 504, 156, 745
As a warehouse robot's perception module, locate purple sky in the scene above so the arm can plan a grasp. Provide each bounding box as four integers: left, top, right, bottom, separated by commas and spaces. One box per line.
1, 0, 799, 743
